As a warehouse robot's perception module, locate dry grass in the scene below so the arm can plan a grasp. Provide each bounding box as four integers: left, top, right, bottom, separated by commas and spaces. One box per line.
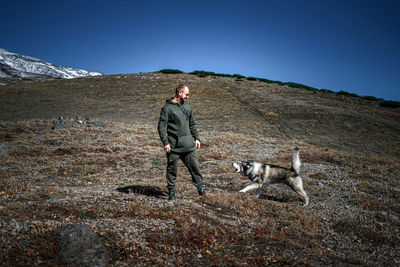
1, 73, 399, 265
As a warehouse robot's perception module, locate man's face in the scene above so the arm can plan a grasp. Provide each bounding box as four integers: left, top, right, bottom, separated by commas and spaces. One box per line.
180, 87, 190, 101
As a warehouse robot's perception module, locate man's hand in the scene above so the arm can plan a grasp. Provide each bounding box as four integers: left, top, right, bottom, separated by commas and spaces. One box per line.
164, 144, 171, 153
195, 140, 201, 150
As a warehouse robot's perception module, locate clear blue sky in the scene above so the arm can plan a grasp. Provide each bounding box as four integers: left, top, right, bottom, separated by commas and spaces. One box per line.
2, 0, 399, 100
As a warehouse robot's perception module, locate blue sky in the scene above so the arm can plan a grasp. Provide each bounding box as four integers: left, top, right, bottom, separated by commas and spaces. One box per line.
2, 0, 399, 100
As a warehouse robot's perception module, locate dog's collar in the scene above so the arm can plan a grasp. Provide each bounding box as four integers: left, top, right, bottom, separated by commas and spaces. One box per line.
247, 165, 254, 176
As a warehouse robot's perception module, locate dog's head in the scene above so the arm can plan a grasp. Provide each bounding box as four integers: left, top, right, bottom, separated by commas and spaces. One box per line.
232, 161, 254, 176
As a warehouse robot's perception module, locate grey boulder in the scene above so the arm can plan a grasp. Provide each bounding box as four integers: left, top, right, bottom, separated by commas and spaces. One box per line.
55, 224, 109, 267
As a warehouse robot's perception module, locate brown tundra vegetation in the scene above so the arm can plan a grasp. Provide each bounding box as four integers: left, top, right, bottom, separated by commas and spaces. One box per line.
0, 72, 399, 266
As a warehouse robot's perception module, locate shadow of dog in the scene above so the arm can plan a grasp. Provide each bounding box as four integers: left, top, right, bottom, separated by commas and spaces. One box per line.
258, 194, 294, 203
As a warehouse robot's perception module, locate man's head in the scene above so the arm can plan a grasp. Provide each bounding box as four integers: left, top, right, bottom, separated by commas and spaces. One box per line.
175, 84, 190, 102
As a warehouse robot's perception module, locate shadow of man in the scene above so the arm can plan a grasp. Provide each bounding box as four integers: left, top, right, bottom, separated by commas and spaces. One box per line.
116, 185, 166, 198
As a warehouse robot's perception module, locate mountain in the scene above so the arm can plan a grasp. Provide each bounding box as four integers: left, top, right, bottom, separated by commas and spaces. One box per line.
0, 48, 102, 79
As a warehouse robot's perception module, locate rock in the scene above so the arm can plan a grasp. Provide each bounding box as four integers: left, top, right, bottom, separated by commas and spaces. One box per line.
75, 115, 84, 124
88, 120, 105, 127
0, 145, 8, 156
51, 117, 68, 129
55, 224, 109, 267
229, 177, 243, 184
104, 147, 113, 153
11, 219, 23, 232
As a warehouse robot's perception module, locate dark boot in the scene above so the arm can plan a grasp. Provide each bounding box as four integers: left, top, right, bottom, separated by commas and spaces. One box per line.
198, 187, 206, 196
168, 190, 176, 201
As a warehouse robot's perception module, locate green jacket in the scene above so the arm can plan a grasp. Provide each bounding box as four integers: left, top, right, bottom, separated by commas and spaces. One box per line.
158, 98, 200, 153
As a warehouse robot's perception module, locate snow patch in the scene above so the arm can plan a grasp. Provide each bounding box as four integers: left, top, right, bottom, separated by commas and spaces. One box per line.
0, 48, 102, 79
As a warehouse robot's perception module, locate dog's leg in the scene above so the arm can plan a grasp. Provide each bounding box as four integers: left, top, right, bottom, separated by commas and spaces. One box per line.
255, 169, 271, 197
291, 147, 301, 176
288, 177, 309, 206
297, 187, 309, 207
239, 184, 260, 193
255, 183, 264, 197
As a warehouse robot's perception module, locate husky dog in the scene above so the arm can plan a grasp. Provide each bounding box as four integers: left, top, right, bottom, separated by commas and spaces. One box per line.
232, 147, 309, 206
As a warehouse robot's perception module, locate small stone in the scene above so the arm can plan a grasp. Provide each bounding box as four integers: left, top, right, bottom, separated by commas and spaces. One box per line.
104, 147, 113, 153
14, 221, 22, 232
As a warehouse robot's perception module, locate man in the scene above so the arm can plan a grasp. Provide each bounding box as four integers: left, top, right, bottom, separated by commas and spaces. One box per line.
158, 84, 205, 201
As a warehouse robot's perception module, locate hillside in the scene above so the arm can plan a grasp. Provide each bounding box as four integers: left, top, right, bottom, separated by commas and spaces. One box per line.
0, 73, 399, 265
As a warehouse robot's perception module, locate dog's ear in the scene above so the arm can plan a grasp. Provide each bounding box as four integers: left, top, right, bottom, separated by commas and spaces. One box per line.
232, 162, 241, 173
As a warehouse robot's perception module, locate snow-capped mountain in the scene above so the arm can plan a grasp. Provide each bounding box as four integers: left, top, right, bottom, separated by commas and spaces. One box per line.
0, 48, 102, 79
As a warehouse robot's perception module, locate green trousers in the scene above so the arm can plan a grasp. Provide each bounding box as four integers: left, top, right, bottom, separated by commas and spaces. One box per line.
166, 151, 203, 192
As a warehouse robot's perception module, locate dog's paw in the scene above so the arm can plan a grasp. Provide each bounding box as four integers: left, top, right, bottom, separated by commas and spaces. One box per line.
256, 190, 261, 197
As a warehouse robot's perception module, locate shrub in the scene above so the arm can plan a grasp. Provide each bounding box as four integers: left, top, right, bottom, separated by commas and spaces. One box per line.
158, 69, 184, 74
190, 70, 249, 79
246, 77, 258, 81
258, 78, 273, 83
361, 95, 379, 101
286, 82, 319, 92
190, 70, 216, 77
379, 100, 400, 108
337, 90, 359, 97
233, 74, 246, 79
258, 78, 284, 85
320, 89, 334, 94
196, 72, 208, 77
214, 73, 234, 78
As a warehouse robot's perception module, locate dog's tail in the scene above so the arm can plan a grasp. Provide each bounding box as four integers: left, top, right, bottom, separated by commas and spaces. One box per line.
291, 146, 301, 175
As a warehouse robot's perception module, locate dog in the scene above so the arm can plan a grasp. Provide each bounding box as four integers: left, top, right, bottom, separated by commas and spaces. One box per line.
232, 147, 309, 206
